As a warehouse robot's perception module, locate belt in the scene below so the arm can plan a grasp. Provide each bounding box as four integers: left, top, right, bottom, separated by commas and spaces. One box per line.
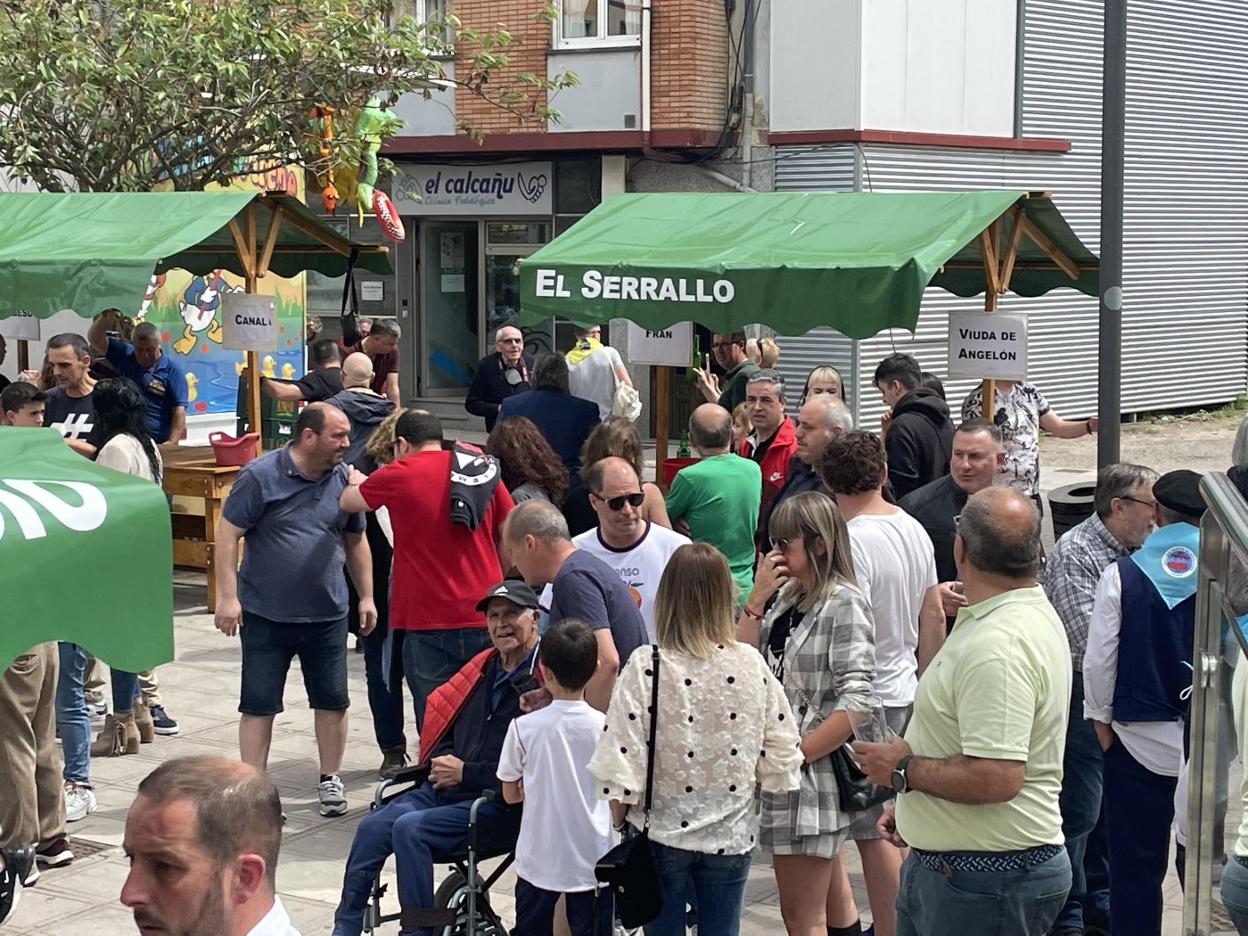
913, 843, 1064, 874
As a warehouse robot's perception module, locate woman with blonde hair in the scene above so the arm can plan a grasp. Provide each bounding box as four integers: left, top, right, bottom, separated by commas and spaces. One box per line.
738, 491, 880, 936
731, 401, 751, 450
798, 365, 845, 405
590, 542, 802, 936
577, 415, 672, 527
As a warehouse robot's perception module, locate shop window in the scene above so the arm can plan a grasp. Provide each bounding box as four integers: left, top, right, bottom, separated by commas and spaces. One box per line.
556, 0, 641, 48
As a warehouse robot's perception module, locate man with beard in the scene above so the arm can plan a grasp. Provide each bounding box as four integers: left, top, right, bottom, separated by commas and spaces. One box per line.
214, 403, 377, 817
466, 325, 534, 431
120, 756, 297, 935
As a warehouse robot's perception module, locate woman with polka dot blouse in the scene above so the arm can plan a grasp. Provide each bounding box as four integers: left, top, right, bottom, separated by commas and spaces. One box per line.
737, 492, 881, 936
588, 543, 802, 936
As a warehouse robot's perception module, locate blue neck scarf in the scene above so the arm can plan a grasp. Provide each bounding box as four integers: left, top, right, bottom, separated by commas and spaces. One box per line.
1129, 521, 1201, 609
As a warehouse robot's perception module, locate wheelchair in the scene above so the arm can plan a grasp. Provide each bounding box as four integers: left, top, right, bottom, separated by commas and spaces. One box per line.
363, 765, 518, 936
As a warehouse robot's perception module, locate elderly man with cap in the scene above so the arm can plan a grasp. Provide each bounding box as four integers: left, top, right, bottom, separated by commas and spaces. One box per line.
332, 579, 538, 936
1084, 469, 1205, 936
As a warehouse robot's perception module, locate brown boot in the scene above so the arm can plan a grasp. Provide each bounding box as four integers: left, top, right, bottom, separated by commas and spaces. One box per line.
90, 712, 140, 756
134, 704, 155, 743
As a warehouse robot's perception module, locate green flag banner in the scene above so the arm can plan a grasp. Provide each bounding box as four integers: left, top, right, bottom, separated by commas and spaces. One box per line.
0, 428, 174, 671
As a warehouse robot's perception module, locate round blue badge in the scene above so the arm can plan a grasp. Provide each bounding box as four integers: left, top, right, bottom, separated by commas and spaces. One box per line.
1162, 545, 1197, 578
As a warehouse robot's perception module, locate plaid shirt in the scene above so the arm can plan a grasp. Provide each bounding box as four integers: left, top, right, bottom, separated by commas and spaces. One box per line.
1039, 512, 1130, 671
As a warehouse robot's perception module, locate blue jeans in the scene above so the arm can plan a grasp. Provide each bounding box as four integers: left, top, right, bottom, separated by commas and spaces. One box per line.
644, 842, 750, 936
362, 625, 406, 751
1054, 677, 1111, 930
332, 781, 516, 936
1220, 856, 1248, 933
1103, 738, 1176, 936
401, 628, 491, 730
514, 878, 613, 936
55, 642, 90, 785
111, 669, 140, 714
895, 849, 1071, 936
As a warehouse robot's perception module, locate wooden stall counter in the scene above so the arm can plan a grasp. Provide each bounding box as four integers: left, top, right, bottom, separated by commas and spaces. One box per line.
162, 445, 240, 612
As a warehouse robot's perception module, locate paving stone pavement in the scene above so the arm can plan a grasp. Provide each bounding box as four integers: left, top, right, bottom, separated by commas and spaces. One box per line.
15, 424, 1239, 934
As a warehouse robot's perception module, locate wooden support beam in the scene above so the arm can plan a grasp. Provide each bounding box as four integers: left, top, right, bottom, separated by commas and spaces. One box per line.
243, 206, 262, 457
257, 207, 283, 279
17, 339, 29, 372
1018, 213, 1081, 281
998, 205, 1025, 293
277, 207, 353, 256
226, 220, 256, 280
978, 222, 1001, 296
655, 365, 670, 475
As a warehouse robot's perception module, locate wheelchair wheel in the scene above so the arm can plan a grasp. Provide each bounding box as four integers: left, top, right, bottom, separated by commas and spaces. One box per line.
432, 870, 508, 936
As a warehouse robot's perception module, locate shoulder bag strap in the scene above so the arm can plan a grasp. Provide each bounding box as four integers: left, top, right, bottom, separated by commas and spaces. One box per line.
641, 644, 661, 827
340, 247, 361, 342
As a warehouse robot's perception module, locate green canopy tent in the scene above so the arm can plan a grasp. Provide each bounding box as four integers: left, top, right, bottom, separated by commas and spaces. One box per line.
0, 190, 392, 435
518, 189, 1097, 458
0, 431, 175, 670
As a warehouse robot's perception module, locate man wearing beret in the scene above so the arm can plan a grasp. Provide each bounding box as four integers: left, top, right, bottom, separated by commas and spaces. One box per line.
1083, 469, 1205, 936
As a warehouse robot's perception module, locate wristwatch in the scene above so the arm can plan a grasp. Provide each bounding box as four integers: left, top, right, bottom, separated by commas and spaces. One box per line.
890, 755, 914, 794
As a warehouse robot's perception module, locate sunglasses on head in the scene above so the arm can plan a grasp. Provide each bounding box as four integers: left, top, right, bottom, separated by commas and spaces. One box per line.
592, 491, 645, 511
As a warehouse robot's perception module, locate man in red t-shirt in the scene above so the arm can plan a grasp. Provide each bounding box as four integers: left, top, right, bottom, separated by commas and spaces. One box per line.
340, 410, 513, 727
337, 317, 400, 406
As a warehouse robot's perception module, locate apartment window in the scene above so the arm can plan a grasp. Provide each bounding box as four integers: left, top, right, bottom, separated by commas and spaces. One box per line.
390, 0, 447, 22
557, 0, 641, 48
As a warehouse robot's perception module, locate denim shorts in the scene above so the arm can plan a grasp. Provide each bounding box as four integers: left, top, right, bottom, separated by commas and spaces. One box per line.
238, 612, 349, 716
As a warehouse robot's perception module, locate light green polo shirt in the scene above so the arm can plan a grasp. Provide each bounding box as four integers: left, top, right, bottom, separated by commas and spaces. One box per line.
664, 453, 762, 600
895, 585, 1072, 852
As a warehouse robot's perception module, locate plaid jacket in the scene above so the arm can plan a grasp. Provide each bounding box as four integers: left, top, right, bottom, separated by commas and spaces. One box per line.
1039, 512, 1128, 672
759, 579, 878, 839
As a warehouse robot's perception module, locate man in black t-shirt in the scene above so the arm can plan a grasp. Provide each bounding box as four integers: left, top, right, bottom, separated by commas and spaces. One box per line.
41, 333, 98, 457
260, 338, 344, 404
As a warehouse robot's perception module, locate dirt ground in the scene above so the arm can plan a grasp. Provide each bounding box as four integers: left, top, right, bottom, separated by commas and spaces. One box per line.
1038, 411, 1244, 493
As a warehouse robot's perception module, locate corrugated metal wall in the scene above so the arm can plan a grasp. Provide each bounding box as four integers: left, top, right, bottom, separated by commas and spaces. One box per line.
773, 0, 1248, 428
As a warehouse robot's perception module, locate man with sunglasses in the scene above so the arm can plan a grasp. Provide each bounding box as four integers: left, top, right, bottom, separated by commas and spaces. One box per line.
694, 331, 759, 411
570, 456, 688, 640
1038, 463, 1157, 936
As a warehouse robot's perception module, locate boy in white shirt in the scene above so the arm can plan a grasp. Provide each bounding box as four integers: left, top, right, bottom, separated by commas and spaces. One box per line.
498, 620, 614, 936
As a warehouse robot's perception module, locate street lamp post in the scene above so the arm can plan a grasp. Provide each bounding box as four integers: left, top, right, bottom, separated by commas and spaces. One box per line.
1097, 0, 1127, 468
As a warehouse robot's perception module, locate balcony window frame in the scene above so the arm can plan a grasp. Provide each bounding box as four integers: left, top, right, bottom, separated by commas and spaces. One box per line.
553, 0, 642, 51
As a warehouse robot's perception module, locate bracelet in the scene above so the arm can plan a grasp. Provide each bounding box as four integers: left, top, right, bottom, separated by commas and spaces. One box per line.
740, 604, 764, 622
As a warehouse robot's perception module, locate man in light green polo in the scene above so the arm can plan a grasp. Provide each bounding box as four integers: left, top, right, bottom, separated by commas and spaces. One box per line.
665, 403, 761, 601
855, 486, 1073, 936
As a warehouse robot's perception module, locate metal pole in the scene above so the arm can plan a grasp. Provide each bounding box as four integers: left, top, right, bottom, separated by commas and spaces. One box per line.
1096, 0, 1127, 467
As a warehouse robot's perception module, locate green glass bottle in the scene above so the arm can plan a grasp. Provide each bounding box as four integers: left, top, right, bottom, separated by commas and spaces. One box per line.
677, 429, 691, 458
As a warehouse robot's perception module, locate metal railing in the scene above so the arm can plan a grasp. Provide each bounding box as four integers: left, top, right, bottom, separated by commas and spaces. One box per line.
1184, 471, 1248, 935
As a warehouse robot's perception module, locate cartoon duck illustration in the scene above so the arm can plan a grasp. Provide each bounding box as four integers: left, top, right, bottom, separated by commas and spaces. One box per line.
234, 354, 247, 377
172, 270, 240, 355
185, 372, 198, 402
281, 362, 295, 380
262, 356, 277, 378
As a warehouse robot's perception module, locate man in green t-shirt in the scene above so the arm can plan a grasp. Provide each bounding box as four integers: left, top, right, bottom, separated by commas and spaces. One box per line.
694, 331, 760, 412
665, 403, 762, 600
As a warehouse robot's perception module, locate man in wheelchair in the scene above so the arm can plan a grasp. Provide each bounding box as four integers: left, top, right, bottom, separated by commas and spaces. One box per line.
332, 580, 542, 936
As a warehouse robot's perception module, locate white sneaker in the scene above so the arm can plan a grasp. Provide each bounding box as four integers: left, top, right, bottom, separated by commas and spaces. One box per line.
87, 698, 108, 729
64, 783, 97, 823
318, 775, 347, 817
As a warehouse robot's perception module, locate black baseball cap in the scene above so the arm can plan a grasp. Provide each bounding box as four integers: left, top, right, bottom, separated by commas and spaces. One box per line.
475, 579, 543, 612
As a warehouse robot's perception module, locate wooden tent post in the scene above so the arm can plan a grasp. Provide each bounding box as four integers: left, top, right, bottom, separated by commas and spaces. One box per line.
16, 339, 29, 372
654, 365, 670, 477
978, 205, 1026, 418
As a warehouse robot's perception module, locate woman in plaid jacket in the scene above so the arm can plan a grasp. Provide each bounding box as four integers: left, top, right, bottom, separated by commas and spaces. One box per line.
738, 491, 880, 935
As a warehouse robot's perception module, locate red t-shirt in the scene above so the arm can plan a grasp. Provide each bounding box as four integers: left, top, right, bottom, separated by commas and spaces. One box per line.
360, 450, 514, 631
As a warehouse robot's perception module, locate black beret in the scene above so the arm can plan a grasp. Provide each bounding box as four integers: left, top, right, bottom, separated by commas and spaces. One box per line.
1154, 469, 1205, 520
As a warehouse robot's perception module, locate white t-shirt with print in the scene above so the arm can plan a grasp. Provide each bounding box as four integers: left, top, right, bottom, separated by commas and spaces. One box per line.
848, 509, 937, 707
497, 700, 614, 892
961, 380, 1051, 495
569, 522, 690, 641
568, 344, 625, 420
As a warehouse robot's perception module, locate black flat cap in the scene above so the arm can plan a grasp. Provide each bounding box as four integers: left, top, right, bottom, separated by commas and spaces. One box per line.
1154, 469, 1205, 520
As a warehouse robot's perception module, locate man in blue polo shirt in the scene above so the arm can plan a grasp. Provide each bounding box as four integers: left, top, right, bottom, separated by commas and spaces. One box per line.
213, 402, 377, 818
88, 311, 188, 443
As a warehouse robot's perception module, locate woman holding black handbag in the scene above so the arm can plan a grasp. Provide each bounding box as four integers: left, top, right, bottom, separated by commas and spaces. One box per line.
589, 543, 802, 935
737, 492, 882, 936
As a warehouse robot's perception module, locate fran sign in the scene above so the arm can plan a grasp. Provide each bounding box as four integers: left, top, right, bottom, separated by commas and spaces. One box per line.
626, 321, 693, 367
221, 293, 277, 352
393, 162, 553, 216
947, 312, 1028, 381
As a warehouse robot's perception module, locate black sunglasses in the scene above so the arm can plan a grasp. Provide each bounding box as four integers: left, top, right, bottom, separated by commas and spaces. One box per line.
592, 491, 645, 511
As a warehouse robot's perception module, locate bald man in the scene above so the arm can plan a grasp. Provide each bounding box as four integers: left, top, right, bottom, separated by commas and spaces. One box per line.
665, 403, 762, 601
567, 456, 688, 640
466, 325, 533, 431
855, 487, 1073, 936
214, 403, 377, 817
121, 756, 297, 935
327, 353, 394, 466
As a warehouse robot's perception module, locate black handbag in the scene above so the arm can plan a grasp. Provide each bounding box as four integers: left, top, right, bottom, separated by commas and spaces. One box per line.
595, 645, 664, 928
830, 739, 894, 813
